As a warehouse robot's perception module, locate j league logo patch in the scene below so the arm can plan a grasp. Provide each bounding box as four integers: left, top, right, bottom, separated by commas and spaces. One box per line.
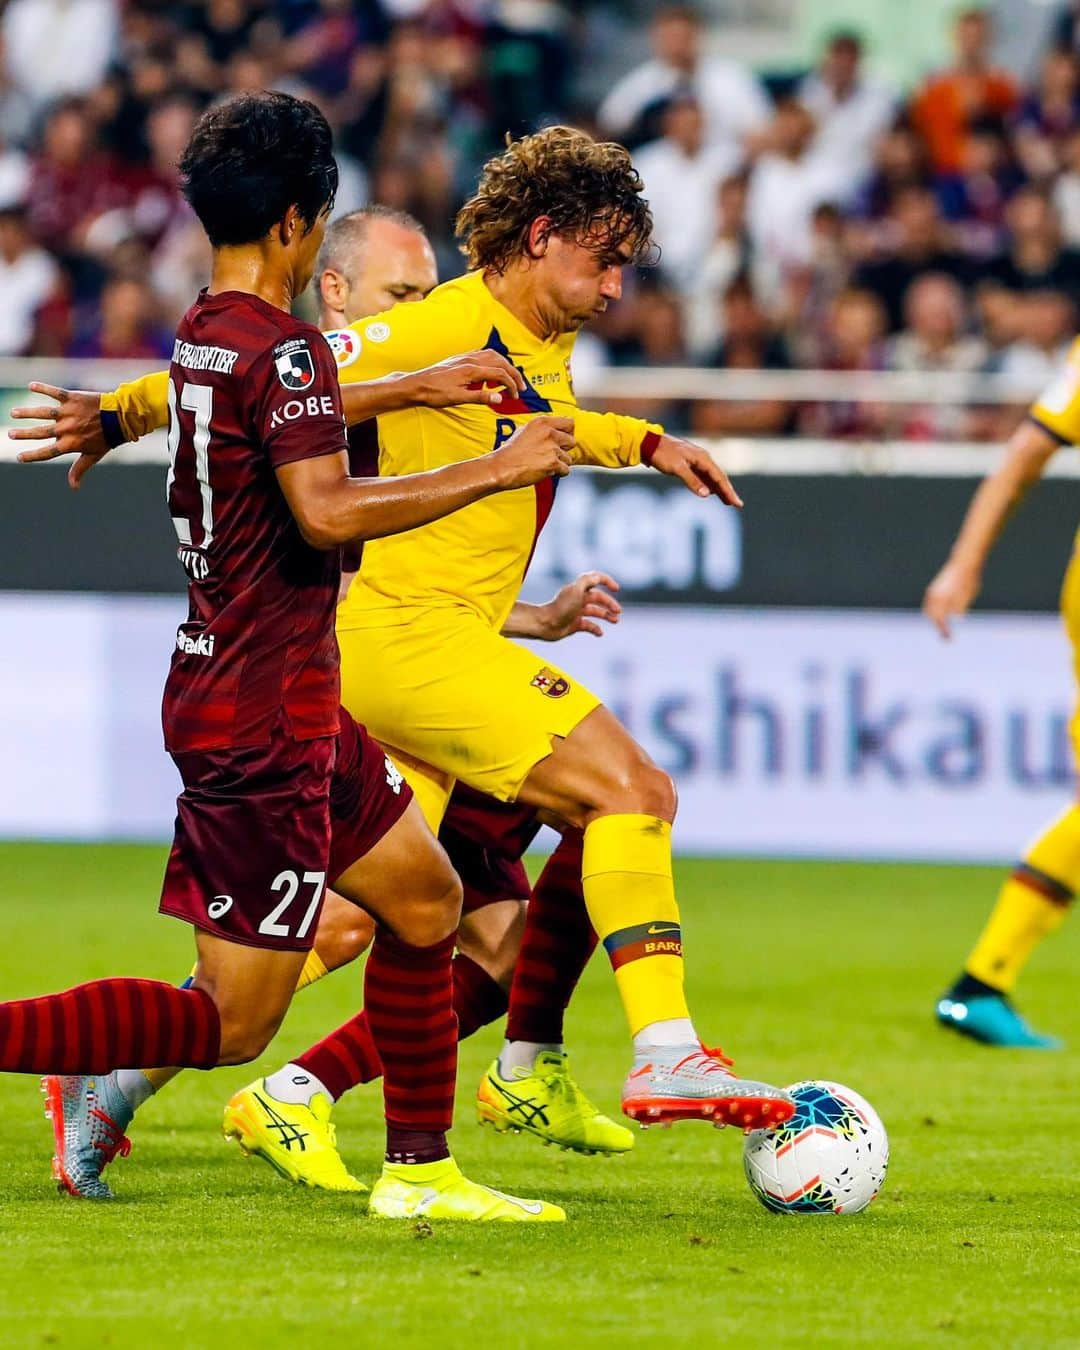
274, 339, 316, 390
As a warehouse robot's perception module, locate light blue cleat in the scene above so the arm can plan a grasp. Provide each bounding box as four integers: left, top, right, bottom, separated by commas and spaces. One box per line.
42, 1072, 134, 1199
935, 994, 1063, 1049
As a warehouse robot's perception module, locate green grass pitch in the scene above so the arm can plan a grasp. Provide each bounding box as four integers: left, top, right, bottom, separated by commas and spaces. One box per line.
0, 843, 1076, 1349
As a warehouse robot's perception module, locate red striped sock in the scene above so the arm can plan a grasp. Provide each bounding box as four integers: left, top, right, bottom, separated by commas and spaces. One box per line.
363, 927, 457, 1156
293, 952, 505, 1102
505, 831, 597, 1044
0, 978, 220, 1074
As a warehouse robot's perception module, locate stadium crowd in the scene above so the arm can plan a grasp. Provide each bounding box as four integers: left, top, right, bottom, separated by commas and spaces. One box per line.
2, 0, 1080, 439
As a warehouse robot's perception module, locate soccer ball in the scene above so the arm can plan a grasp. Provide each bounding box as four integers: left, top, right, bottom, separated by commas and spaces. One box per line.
743, 1080, 888, 1215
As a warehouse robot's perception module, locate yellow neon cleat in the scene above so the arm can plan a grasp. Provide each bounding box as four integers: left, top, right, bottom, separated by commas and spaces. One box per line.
477, 1051, 634, 1155
368, 1157, 566, 1222
222, 1080, 367, 1193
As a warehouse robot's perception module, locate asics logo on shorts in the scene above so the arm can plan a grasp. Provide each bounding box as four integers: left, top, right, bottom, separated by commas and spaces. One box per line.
208, 894, 234, 919
384, 758, 404, 794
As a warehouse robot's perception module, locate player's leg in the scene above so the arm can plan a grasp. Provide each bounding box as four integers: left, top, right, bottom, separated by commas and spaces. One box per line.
475, 830, 632, 1154
38, 730, 335, 1197
937, 543, 1080, 1048
517, 703, 792, 1128
226, 716, 563, 1219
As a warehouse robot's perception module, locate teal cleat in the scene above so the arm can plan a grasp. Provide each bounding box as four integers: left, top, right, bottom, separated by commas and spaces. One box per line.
42, 1072, 134, 1199
935, 994, 1062, 1049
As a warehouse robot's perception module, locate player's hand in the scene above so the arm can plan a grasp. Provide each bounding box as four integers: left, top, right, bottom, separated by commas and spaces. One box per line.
923, 560, 981, 640
490, 416, 574, 488
538, 571, 622, 640
649, 434, 743, 506
9, 383, 111, 488
409, 349, 527, 408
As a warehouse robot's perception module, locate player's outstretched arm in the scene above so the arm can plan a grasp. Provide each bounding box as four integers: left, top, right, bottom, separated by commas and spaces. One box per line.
10, 383, 112, 488
646, 433, 743, 505
338, 350, 526, 425
924, 418, 1062, 639
278, 415, 574, 549
502, 572, 622, 641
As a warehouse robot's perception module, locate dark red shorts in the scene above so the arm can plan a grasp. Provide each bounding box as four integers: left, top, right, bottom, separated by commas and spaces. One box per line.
438, 784, 541, 914
160, 708, 412, 951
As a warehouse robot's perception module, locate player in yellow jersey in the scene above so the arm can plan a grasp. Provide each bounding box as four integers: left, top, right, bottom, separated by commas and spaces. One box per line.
23, 128, 795, 1132
925, 340, 1080, 1048
328, 129, 792, 1130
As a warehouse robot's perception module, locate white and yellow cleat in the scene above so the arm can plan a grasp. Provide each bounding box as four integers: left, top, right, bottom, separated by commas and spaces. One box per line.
368, 1157, 566, 1222
222, 1080, 367, 1193
477, 1051, 634, 1155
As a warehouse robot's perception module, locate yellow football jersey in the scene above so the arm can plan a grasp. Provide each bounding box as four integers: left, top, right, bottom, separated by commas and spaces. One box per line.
104, 271, 661, 631
1029, 336, 1080, 444
332, 271, 660, 630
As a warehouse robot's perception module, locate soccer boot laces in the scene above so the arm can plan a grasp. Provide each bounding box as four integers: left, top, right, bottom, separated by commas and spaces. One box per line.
622, 1043, 795, 1131
368, 1156, 566, 1222
935, 992, 1062, 1049
222, 1080, 367, 1192
477, 1050, 634, 1155
42, 1072, 133, 1200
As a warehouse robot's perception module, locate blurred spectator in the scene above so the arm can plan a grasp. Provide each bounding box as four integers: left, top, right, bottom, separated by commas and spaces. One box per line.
854, 185, 970, 331
747, 99, 851, 276
998, 289, 1075, 386
935, 117, 1021, 258
801, 288, 889, 438
25, 99, 127, 263
796, 31, 895, 203
782, 202, 855, 365
0, 203, 61, 355
1053, 126, 1080, 244
691, 275, 793, 437
888, 273, 987, 438
984, 184, 1080, 297
634, 93, 741, 293
851, 124, 931, 229
597, 3, 770, 157
1011, 48, 1080, 182
683, 173, 757, 358
910, 7, 1017, 176
607, 282, 690, 429
67, 274, 172, 359
2, 0, 119, 114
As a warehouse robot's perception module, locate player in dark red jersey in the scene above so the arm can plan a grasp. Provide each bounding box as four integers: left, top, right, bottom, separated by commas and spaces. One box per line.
12, 206, 629, 1194
1, 91, 570, 1222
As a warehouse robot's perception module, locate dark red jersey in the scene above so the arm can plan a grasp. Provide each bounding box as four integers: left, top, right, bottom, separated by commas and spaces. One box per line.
162, 289, 347, 752
341, 419, 379, 574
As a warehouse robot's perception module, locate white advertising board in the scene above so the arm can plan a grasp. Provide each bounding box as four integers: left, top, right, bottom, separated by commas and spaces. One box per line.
0, 594, 1073, 860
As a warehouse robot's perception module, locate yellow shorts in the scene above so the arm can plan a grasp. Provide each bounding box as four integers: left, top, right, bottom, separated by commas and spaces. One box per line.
1062, 536, 1080, 760
336, 608, 601, 831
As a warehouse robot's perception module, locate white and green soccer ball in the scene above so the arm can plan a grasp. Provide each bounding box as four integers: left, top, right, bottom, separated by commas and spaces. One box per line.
743, 1080, 888, 1215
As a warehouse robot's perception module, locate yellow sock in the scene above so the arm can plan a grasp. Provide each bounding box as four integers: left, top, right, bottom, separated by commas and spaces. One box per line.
296, 948, 329, 991
582, 814, 689, 1036
966, 805, 1079, 990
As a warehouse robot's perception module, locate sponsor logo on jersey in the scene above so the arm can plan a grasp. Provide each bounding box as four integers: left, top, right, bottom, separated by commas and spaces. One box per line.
364, 321, 390, 343
273, 338, 316, 390
324, 328, 360, 368
176, 628, 215, 657
269, 394, 338, 428
207, 894, 233, 919
530, 666, 570, 698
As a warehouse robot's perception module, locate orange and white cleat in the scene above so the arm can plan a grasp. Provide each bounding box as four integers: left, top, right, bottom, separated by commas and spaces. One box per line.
621, 1045, 794, 1132
42, 1073, 132, 1199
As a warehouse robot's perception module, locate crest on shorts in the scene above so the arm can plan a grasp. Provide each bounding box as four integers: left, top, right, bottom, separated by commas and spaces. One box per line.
274, 339, 316, 390
531, 666, 570, 699
324, 328, 360, 368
